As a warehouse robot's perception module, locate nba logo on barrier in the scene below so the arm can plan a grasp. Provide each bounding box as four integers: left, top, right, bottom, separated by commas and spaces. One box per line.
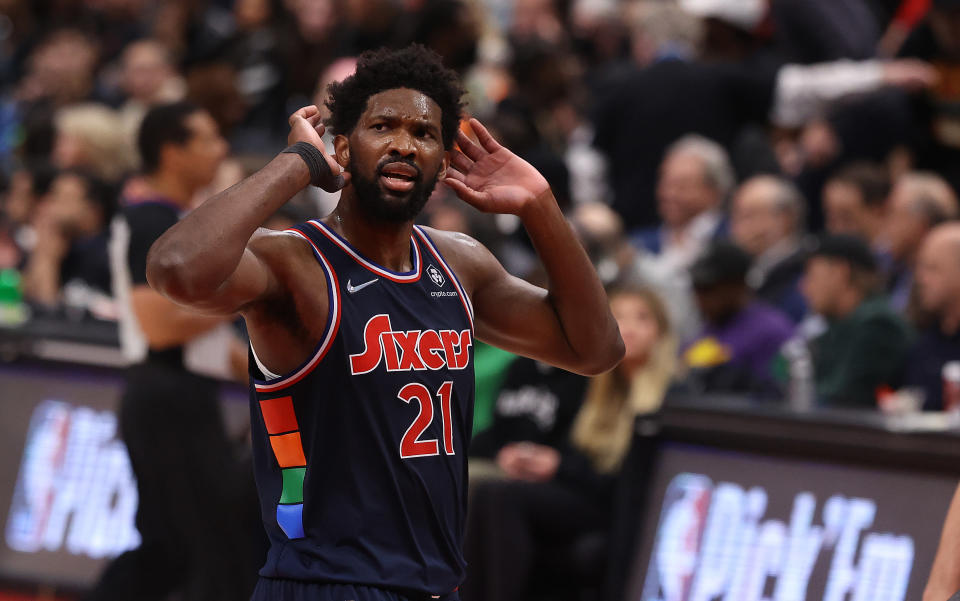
428, 265, 445, 288
6, 400, 140, 558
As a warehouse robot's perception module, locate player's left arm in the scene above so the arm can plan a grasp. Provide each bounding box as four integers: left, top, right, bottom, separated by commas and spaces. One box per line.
440, 118, 624, 376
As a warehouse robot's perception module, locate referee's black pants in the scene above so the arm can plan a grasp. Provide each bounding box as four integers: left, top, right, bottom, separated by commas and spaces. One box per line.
85, 362, 262, 601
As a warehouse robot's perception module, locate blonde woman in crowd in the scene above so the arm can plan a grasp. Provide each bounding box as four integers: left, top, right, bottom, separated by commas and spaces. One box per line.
53, 103, 137, 184
571, 285, 678, 473
463, 284, 676, 601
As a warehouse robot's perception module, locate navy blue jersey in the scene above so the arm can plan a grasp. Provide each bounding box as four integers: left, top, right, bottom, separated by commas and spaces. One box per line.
248, 219, 475, 597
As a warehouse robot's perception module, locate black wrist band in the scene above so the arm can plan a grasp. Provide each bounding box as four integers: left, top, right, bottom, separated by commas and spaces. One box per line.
281, 141, 336, 188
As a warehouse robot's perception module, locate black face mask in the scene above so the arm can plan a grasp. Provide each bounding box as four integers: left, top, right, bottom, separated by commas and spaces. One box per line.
348, 155, 439, 224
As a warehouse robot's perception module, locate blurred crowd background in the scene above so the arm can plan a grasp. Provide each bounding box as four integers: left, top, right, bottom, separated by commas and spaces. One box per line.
6, 0, 960, 599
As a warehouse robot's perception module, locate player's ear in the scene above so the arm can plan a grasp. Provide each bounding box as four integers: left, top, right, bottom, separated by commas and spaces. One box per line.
333, 134, 350, 169
438, 152, 449, 181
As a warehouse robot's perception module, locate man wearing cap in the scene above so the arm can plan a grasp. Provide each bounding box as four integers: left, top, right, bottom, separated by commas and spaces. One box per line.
801, 234, 912, 408
684, 241, 794, 394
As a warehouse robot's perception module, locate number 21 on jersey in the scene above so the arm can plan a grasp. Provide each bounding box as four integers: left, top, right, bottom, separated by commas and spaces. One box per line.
397, 381, 455, 459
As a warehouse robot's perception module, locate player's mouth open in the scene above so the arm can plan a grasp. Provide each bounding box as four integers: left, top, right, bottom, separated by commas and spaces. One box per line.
380, 162, 419, 193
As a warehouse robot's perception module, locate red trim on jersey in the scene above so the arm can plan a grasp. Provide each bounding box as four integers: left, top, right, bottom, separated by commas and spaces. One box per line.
309, 219, 423, 283
254, 229, 341, 392
414, 227, 474, 329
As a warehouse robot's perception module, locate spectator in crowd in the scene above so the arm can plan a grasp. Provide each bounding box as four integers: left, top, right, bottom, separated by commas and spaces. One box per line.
407, 0, 481, 74
119, 39, 184, 110
510, 0, 567, 45
881, 171, 958, 312
53, 103, 135, 184
82, 0, 150, 65
15, 29, 100, 108
183, 61, 249, 149
575, 285, 678, 436
282, 0, 349, 104
220, 0, 291, 150
903, 223, 960, 411
593, 0, 936, 229
0, 163, 57, 270
633, 135, 732, 272
572, 201, 702, 341
897, 0, 960, 193
21, 169, 113, 308
801, 234, 912, 408
770, 0, 881, 63
90, 102, 259, 601
464, 285, 676, 601
822, 162, 891, 247
684, 241, 794, 394
117, 39, 186, 144
571, 201, 644, 286
313, 57, 360, 119
730, 174, 809, 322
469, 356, 589, 481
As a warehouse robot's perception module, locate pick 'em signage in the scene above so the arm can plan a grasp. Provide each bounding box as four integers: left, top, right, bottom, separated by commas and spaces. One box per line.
5, 400, 139, 558
641, 475, 913, 601
629, 444, 956, 601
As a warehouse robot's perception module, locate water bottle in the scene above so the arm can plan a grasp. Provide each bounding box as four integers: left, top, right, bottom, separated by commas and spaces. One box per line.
783, 337, 815, 412
0, 268, 29, 326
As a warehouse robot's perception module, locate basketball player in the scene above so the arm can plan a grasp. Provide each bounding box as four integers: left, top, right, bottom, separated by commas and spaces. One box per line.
146, 45, 623, 601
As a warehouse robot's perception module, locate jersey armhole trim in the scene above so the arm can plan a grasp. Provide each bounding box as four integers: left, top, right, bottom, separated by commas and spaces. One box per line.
253, 228, 341, 392
414, 226, 475, 329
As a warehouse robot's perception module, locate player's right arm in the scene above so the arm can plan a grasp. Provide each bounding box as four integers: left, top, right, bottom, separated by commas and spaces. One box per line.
925, 483, 960, 601
146, 106, 347, 314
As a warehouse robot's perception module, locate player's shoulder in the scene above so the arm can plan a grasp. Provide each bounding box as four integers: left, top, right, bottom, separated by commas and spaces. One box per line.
417, 226, 489, 260
248, 226, 322, 281
250, 226, 315, 256
242, 227, 331, 323
416, 226, 498, 281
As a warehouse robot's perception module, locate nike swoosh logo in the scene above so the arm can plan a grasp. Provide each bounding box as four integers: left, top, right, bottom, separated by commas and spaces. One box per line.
346, 278, 379, 293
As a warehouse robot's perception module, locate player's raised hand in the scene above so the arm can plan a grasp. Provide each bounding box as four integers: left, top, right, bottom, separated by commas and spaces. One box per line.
444, 118, 551, 217
287, 105, 348, 192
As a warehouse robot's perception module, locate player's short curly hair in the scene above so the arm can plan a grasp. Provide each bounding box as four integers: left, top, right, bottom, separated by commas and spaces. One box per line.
324, 44, 466, 149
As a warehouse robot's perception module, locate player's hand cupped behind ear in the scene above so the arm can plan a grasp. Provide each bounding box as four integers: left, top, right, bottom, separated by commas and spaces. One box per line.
444, 118, 551, 218
287, 105, 350, 192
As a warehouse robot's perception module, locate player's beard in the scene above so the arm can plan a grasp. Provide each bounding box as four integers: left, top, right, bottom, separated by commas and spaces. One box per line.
349, 156, 438, 224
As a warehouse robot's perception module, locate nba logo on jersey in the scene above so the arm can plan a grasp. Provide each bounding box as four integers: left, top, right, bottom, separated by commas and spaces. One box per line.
428, 264, 445, 288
